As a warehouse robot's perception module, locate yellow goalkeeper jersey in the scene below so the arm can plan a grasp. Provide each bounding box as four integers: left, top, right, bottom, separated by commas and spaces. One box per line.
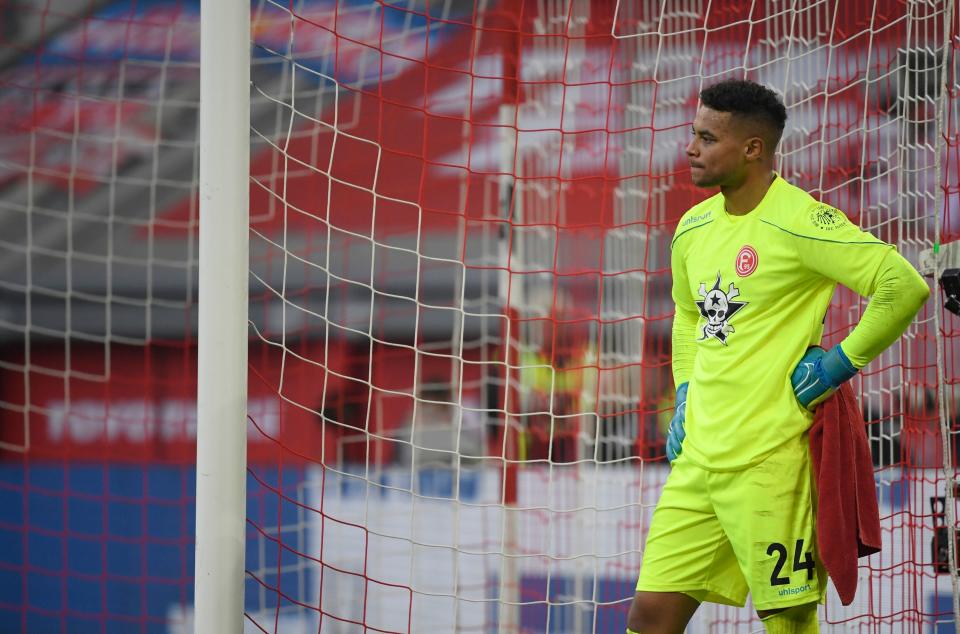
670, 175, 894, 471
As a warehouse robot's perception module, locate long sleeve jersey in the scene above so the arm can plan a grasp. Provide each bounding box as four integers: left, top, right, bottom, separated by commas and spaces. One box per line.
670, 175, 930, 470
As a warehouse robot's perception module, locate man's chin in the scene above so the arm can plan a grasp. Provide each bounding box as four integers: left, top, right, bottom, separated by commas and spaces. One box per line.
690, 176, 716, 188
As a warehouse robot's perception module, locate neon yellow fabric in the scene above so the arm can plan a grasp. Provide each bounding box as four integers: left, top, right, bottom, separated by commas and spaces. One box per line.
834, 248, 929, 367
670, 175, 928, 470
636, 434, 826, 610
761, 602, 820, 633
518, 349, 598, 411
671, 296, 699, 386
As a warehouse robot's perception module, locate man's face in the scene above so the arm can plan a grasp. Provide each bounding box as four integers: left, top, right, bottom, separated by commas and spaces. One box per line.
685, 105, 753, 188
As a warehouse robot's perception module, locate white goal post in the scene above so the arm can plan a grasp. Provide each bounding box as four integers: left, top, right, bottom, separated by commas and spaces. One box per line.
194, 0, 250, 631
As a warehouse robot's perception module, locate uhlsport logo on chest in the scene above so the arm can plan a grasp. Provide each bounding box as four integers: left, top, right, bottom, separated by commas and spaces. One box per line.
736, 244, 758, 277
696, 272, 747, 345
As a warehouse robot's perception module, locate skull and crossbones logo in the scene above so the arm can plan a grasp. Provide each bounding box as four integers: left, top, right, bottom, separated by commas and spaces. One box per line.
695, 273, 747, 344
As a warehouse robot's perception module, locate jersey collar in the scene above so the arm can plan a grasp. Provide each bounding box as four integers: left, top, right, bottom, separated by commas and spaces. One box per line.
721, 173, 784, 224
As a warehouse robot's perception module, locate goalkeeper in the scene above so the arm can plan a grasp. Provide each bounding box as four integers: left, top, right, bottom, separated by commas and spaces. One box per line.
627, 79, 929, 634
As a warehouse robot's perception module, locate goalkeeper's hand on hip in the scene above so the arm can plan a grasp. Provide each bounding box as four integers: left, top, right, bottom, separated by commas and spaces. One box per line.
666, 382, 688, 463
790, 344, 858, 411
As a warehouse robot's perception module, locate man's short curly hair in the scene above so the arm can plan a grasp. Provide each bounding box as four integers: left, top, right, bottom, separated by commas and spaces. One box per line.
700, 79, 787, 148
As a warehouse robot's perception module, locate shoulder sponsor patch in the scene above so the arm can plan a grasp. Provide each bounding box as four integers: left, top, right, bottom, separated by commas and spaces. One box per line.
809, 204, 845, 231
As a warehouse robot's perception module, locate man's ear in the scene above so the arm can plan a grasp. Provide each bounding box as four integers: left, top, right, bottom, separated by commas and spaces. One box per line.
744, 136, 765, 162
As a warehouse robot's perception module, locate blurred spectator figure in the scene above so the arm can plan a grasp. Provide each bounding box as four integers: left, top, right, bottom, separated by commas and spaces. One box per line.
518, 289, 597, 463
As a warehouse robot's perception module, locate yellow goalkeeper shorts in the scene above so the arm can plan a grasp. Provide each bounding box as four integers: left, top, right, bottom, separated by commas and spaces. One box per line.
636, 433, 827, 611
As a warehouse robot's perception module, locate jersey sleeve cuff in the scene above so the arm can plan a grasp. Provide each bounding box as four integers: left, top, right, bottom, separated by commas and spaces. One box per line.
837, 341, 866, 370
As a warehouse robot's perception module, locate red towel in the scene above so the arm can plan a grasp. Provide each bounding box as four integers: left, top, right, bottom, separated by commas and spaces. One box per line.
808, 382, 882, 606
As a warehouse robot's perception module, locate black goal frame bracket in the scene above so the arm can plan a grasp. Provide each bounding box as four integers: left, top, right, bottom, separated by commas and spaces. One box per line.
941, 269, 960, 316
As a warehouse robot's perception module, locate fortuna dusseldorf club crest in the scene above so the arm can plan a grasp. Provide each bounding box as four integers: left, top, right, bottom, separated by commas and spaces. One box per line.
736, 245, 758, 277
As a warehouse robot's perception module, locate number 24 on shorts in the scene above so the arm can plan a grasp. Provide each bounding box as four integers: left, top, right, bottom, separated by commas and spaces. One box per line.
766, 539, 815, 586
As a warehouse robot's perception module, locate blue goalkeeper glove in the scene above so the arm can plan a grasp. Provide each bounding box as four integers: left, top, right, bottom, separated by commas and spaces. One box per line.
790, 345, 858, 411
666, 382, 688, 463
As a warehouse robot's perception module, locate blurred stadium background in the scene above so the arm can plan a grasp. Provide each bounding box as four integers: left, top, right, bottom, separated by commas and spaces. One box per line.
1, 0, 959, 632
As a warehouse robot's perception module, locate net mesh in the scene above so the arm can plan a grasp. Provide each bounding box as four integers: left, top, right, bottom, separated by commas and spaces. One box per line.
0, 0, 202, 632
